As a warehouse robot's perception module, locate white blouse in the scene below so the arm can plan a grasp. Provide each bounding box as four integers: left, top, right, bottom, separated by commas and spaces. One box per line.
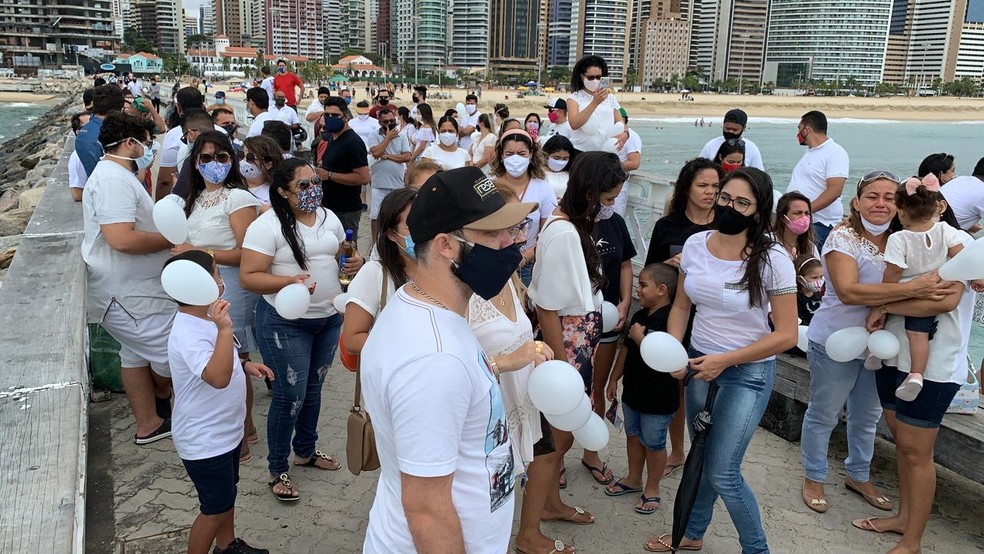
529, 217, 603, 316
186, 187, 261, 266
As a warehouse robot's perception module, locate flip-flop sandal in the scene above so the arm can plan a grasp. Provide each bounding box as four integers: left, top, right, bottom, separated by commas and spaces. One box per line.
643, 533, 702, 552
268, 473, 299, 502
662, 463, 684, 478
802, 480, 828, 513
240, 446, 252, 464
514, 539, 575, 554
634, 494, 661, 515
845, 477, 893, 511
580, 460, 614, 485
852, 517, 902, 535
245, 427, 260, 444
295, 449, 342, 471
542, 505, 595, 525
558, 467, 568, 490
605, 480, 643, 496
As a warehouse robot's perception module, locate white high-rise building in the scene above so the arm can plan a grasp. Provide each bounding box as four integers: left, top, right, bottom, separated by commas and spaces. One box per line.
956, 0, 984, 82
576, 0, 629, 81
689, 0, 719, 79
905, 0, 968, 85
764, 0, 892, 88
450, 0, 490, 68
200, 3, 215, 36
323, 0, 343, 59
112, 0, 130, 39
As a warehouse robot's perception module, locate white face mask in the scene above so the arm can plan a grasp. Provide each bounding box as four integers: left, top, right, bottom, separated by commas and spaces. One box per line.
547, 157, 568, 173
465, 104, 477, 115
239, 160, 262, 180
358, 114, 369, 121
596, 203, 616, 220
503, 154, 530, 178
583, 77, 601, 92
860, 216, 891, 236
439, 132, 458, 146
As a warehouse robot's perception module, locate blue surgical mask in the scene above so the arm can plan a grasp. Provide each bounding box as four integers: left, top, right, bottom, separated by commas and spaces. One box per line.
395, 231, 416, 259
135, 141, 157, 170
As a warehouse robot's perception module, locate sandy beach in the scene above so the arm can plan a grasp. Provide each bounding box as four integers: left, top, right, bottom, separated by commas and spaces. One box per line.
0, 91, 56, 103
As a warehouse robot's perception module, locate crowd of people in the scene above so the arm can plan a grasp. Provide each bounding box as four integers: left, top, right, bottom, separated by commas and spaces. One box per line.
68, 54, 984, 554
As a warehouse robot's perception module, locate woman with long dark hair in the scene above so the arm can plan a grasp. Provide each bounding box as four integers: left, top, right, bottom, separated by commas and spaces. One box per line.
542, 135, 578, 200
773, 191, 817, 260
529, 151, 628, 518
410, 103, 437, 161
566, 55, 629, 153
647, 168, 798, 552
470, 113, 496, 174
240, 157, 363, 502
422, 115, 471, 170
714, 138, 746, 173
240, 135, 285, 205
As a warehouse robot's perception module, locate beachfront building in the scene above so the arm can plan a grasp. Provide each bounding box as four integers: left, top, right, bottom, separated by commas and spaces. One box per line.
129, 0, 185, 54
265, 0, 325, 59
200, 3, 216, 36
0, 0, 117, 73
339, 0, 371, 54
764, 0, 892, 89
376, 0, 392, 61
214, 0, 246, 47
641, 3, 691, 89
573, 0, 630, 81
390, 0, 447, 74
113, 52, 163, 76
546, 0, 574, 68
686, 0, 767, 86
331, 54, 393, 79
184, 14, 200, 39
956, 2, 984, 84
883, 0, 913, 85
450, 0, 491, 69
903, 0, 968, 87
488, 0, 542, 79
323, 0, 343, 59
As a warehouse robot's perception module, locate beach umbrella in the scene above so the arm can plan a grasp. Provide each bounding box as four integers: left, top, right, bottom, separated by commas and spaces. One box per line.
671, 380, 720, 551
680, 89, 691, 93
525, 81, 538, 87
330, 74, 349, 82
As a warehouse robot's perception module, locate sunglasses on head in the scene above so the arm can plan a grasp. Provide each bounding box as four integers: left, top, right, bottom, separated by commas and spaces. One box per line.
198, 152, 232, 164
725, 138, 745, 147
858, 170, 903, 187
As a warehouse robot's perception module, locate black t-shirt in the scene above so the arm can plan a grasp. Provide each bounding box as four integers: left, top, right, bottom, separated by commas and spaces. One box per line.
621, 305, 679, 415
797, 291, 821, 325
319, 128, 368, 213
645, 211, 713, 266
593, 214, 637, 304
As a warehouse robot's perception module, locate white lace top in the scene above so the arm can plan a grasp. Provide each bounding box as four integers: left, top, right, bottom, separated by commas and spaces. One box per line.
807, 226, 886, 348
468, 279, 542, 470
186, 187, 261, 266
568, 90, 621, 152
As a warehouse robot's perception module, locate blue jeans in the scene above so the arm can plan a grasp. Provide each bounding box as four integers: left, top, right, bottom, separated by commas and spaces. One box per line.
518, 260, 533, 287
256, 300, 342, 476
800, 341, 882, 483
218, 264, 259, 354
683, 348, 774, 554
813, 222, 833, 251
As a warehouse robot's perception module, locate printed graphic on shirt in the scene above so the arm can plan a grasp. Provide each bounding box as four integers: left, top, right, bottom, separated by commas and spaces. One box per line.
480, 350, 515, 512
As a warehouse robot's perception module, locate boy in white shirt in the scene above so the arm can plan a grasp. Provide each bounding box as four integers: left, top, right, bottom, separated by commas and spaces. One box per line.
165, 251, 274, 554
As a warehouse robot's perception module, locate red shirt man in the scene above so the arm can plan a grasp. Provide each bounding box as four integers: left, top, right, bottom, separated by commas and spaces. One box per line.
273, 59, 304, 108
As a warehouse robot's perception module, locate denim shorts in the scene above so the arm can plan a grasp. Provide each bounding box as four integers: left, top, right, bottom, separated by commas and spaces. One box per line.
875, 366, 960, 429
622, 402, 672, 451
904, 315, 938, 339
182, 444, 242, 515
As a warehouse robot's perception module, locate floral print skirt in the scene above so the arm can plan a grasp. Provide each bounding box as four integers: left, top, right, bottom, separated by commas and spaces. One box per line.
561, 311, 602, 393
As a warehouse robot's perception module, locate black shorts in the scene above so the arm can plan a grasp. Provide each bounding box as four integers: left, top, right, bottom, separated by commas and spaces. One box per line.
875, 366, 960, 429
904, 315, 938, 339
182, 444, 242, 515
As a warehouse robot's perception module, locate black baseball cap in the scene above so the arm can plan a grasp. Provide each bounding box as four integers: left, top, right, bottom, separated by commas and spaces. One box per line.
214, 91, 226, 98
408, 167, 537, 244
724, 108, 748, 126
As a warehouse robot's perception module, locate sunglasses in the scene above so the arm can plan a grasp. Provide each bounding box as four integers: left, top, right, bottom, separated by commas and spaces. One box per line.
294, 176, 322, 190
324, 113, 344, 119
725, 138, 745, 148
198, 152, 232, 164
858, 170, 903, 187
236, 151, 262, 163
583, 75, 604, 81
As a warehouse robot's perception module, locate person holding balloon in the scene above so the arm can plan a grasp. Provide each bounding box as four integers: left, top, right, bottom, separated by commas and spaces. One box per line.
646, 167, 799, 553
530, 151, 628, 514
799, 170, 955, 518
239, 157, 364, 501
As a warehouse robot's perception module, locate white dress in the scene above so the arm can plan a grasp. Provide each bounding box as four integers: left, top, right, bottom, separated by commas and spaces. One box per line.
468, 280, 542, 470
568, 89, 621, 152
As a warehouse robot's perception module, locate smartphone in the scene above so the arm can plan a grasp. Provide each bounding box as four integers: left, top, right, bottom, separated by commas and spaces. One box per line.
669, 244, 684, 257
600, 77, 610, 90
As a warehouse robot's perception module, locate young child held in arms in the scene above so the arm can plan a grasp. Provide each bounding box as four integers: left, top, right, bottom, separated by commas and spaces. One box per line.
605, 263, 679, 514
796, 256, 824, 326
874, 175, 981, 401
165, 251, 274, 554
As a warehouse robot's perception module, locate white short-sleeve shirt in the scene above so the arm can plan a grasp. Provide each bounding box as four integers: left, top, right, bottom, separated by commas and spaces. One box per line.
168, 312, 246, 460
186, 188, 260, 261
159, 125, 184, 168
267, 105, 300, 126
242, 207, 345, 318
883, 222, 971, 279
681, 231, 797, 361
68, 150, 86, 189
246, 111, 273, 138
568, 90, 621, 152
519, 178, 558, 250
458, 111, 480, 151
345, 260, 396, 318
786, 138, 850, 226
940, 175, 984, 231
529, 217, 603, 316
422, 144, 471, 170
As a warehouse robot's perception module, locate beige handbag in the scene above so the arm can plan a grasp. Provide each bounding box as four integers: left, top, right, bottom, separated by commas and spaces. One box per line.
345, 269, 387, 475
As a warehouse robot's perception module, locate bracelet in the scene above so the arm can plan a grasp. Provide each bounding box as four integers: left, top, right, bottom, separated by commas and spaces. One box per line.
207, 248, 215, 259
878, 305, 888, 314
489, 356, 501, 382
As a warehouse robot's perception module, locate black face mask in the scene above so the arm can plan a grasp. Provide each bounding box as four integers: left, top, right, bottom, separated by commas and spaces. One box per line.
723, 130, 742, 141
714, 204, 756, 235
379, 98, 389, 105
451, 240, 523, 300
221, 123, 237, 137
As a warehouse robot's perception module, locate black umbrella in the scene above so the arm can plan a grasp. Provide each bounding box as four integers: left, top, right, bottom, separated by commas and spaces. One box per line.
671, 378, 720, 550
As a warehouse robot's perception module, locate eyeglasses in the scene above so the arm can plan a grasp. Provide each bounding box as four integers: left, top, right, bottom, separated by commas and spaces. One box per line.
507, 217, 533, 239
198, 152, 232, 164
715, 191, 755, 213
858, 170, 902, 187
293, 176, 322, 190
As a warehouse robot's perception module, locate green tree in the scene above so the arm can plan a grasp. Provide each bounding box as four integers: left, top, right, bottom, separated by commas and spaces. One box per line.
682, 74, 700, 92
123, 27, 156, 54
547, 65, 571, 85
624, 66, 638, 88
162, 53, 190, 78
651, 77, 666, 92
221, 56, 231, 73
298, 60, 324, 83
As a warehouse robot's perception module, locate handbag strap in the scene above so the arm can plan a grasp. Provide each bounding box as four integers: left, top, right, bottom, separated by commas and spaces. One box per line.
353, 267, 390, 411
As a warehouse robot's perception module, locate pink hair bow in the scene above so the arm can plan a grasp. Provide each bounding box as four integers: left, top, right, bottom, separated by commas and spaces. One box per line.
905, 173, 940, 196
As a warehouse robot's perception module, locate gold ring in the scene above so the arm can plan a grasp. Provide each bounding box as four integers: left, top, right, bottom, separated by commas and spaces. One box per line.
535, 341, 542, 354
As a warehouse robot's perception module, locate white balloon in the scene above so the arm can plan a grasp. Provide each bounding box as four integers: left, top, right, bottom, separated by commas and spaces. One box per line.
332, 292, 351, 314
455, 102, 467, 118
161, 259, 219, 306
601, 137, 620, 153
572, 414, 610, 451
600, 301, 619, 333
275, 283, 311, 320
797, 325, 810, 352
153, 194, 188, 244
607, 121, 625, 138
544, 394, 592, 431
527, 360, 585, 416
867, 330, 901, 360
640, 332, 689, 373
825, 326, 870, 362
939, 237, 984, 281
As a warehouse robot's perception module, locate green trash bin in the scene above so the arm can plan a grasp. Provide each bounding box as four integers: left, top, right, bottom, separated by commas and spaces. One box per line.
89, 323, 124, 392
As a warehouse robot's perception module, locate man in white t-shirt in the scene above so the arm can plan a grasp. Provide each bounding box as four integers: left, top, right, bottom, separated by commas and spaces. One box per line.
268, 90, 301, 127
259, 66, 275, 103
361, 167, 538, 554
305, 86, 331, 123
348, 101, 378, 149
698, 108, 764, 170
245, 86, 274, 138
940, 157, 984, 233
539, 98, 572, 145
458, 94, 480, 152
615, 108, 642, 216
366, 108, 411, 238
785, 110, 849, 248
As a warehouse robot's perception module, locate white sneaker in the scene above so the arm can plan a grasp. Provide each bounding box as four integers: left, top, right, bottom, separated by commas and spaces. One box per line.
895, 373, 924, 402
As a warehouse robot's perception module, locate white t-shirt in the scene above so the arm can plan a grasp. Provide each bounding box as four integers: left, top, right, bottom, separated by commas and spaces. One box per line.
249, 183, 270, 205
348, 115, 379, 149
261, 77, 275, 103
412, 127, 435, 159
168, 312, 246, 460
186, 188, 260, 263
242, 207, 345, 318
519, 178, 558, 250
68, 150, 86, 189
529, 217, 603, 316
422, 144, 471, 170
544, 171, 569, 200
361, 288, 515, 554
458, 111, 480, 151
81, 160, 174, 322
786, 138, 850, 226
267, 105, 300, 126
345, 260, 396, 318
568, 89, 621, 152
884, 222, 971, 280
470, 132, 497, 174
681, 231, 796, 361
940, 175, 984, 231
246, 111, 273, 138
305, 99, 325, 118
539, 121, 572, 145
366, 131, 411, 190
808, 227, 886, 347
615, 129, 643, 215
128, 80, 143, 99
699, 136, 765, 170
159, 125, 184, 168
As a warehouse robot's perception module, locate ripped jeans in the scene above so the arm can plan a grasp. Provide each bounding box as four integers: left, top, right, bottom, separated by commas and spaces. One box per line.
256, 299, 342, 476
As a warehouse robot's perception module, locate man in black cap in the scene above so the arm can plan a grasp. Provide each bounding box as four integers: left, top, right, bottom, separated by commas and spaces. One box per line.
205, 90, 227, 112
698, 108, 764, 169
540, 97, 571, 145
360, 167, 538, 554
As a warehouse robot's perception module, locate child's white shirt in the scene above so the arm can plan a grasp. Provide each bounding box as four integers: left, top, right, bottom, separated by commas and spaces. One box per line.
883, 222, 971, 281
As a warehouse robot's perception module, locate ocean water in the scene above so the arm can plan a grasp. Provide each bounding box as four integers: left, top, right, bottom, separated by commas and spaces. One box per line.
631, 116, 984, 370
0, 101, 51, 145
